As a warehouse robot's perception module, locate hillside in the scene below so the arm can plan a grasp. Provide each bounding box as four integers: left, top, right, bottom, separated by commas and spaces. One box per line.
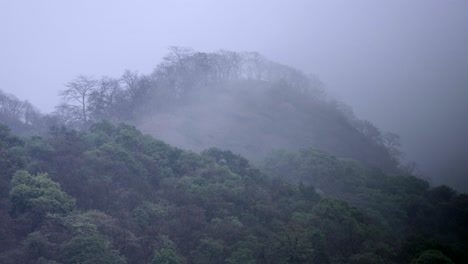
0, 122, 466, 263
1, 49, 466, 263
0, 49, 404, 173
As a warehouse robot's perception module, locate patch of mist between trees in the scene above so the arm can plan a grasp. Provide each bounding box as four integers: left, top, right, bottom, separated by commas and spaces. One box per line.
137, 82, 296, 160
422, 155, 468, 193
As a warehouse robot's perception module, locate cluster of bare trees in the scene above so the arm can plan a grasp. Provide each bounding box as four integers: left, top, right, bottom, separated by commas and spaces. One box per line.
329, 99, 403, 165
57, 48, 325, 129
55, 48, 403, 168
56, 71, 150, 129
0, 90, 44, 134
57, 47, 401, 150
0, 47, 407, 173
151, 47, 323, 99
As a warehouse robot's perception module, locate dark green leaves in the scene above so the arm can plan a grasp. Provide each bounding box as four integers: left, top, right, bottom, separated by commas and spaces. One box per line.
9, 170, 75, 216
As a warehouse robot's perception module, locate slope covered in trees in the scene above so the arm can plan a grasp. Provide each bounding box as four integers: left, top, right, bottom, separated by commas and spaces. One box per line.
0, 122, 466, 264
1, 48, 465, 263
0, 90, 58, 136
0, 48, 405, 173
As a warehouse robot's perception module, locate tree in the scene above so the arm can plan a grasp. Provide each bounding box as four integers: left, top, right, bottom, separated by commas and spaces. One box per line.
22, 231, 51, 261
152, 249, 182, 264
270, 225, 320, 263
60, 234, 126, 264
382, 132, 402, 158
192, 238, 224, 264
241, 51, 266, 80
410, 250, 455, 264
9, 170, 75, 229
59, 75, 97, 128
0, 90, 23, 122
120, 70, 151, 117
88, 76, 122, 121
0, 90, 45, 134
311, 199, 371, 259
225, 248, 255, 264
354, 120, 382, 144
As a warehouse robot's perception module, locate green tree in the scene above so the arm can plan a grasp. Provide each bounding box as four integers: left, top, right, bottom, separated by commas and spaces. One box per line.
226, 248, 255, 264
192, 238, 224, 264
22, 231, 51, 262
410, 250, 455, 264
61, 234, 126, 264
311, 199, 371, 260
152, 249, 182, 264
10, 170, 75, 215
36, 257, 60, 264
9, 170, 75, 228
270, 225, 327, 264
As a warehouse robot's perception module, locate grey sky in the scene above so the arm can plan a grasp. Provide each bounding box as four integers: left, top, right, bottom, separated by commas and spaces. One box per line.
1, 1, 467, 184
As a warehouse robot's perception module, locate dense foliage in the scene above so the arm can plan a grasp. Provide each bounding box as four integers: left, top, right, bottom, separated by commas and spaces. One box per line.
0, 122, 466, 263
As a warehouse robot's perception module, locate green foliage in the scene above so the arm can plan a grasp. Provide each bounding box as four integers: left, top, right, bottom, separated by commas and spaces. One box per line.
311, 199, 372, 259
36, 257, 60, 264
269, 225, 324, 263
24, 136, 55, 160
410, 250, 454, 264
151, 248, 182, 264
133, 201, 168, 231
192, 238, 224, 264
23, 231, 51, 261
226, 248, 255, 264
0, 123, 24, 198
349, 253, 386, 264
202, 148, 251, 176
263, 148, 365, 195
9, 170, 75, 216
262, 148, 431, 232
0, 123, 23, 149
0, 46, 465, 264
61, 235, 126, 264
0, 122, 467, 264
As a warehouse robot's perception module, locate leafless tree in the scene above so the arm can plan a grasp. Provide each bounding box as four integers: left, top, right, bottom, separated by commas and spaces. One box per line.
59, 75, 97, 126
383, 132, 402, 158
88, 76, 122, 121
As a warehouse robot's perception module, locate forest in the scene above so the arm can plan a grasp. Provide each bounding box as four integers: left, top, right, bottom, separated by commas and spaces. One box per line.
0, 49, 467, 264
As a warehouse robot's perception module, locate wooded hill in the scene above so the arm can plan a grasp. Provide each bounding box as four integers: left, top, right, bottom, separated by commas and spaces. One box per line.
0, 121, 466, 263
1, 48, 404, 173
1, 49, 466, 263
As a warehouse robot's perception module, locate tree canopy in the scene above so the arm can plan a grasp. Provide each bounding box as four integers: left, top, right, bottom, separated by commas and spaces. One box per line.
0, 121, 465, 263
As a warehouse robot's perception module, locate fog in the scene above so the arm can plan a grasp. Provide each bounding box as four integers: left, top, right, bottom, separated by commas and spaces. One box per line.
1, 1, 467, 188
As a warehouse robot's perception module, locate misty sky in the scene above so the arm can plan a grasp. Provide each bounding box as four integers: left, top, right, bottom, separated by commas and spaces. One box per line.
1, 1, 467, 183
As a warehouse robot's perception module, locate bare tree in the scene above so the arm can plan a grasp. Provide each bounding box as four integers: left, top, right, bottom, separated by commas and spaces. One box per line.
163, 46, 194, 65
59, 75, 97, 126
241, 52, 266, 80
383, 132, 402, 158
354, 120, 382, 144
21, 101, 41, 126
88, 76, 122, 121
54, 103, 82, 129
121, 70, 139, 91
60, 75, 98, 124
0, 91, 22, 121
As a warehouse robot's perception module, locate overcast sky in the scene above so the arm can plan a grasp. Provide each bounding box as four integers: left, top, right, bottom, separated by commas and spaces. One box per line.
1, 0, 467, 184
